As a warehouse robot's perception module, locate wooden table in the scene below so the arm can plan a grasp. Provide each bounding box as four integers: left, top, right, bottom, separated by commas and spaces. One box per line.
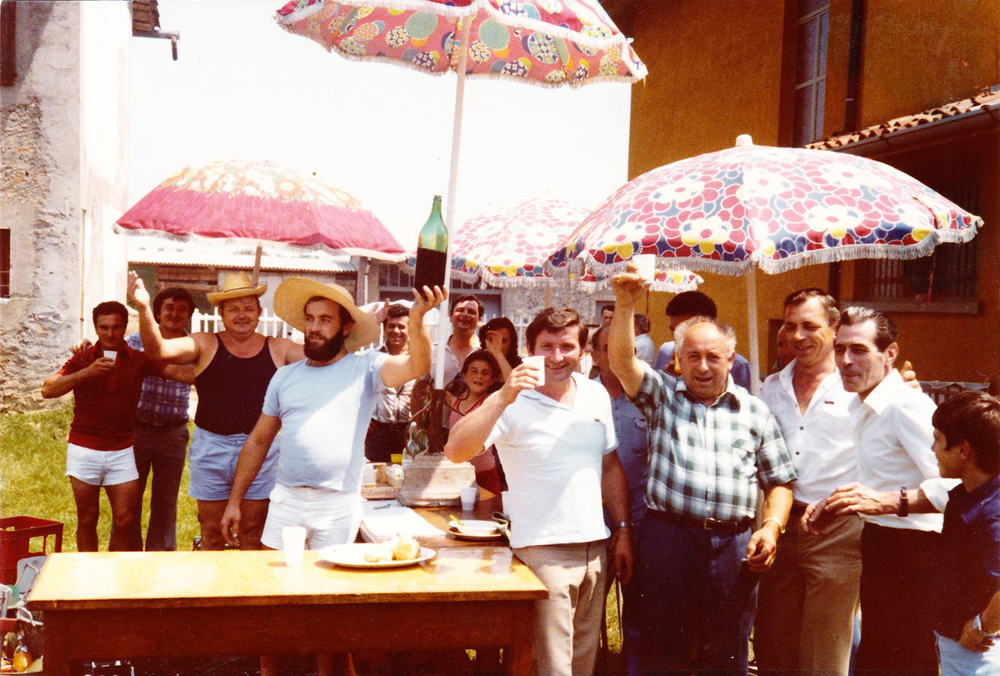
29, 547, 547, 675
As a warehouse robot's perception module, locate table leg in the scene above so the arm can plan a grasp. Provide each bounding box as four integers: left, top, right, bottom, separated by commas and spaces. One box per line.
41, 612, 71, 676
505, 604, 534, 676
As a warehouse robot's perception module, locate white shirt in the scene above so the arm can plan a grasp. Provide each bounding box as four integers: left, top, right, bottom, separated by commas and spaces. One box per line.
430, 335, 479, 386
759, 361, 857, 504
485, 373, 617, 549
634, 333, 656, 366
853, 369, 953, 532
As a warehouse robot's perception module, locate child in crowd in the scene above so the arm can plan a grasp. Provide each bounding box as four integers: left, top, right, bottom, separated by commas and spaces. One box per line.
446, 350, 505, 495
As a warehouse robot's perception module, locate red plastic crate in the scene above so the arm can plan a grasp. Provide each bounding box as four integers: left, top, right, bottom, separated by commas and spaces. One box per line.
0, 516, 62, 584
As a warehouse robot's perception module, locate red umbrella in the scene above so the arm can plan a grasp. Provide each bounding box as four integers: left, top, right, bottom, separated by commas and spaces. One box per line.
116, 160, 405, 263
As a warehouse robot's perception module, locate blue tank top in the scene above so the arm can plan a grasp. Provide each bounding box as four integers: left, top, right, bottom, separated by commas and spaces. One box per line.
194, 335, 278, 435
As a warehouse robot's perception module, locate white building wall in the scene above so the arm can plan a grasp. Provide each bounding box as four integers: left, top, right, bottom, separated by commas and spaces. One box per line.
0, 1, 132, 411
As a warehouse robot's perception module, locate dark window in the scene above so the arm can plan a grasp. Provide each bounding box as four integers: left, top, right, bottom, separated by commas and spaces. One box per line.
793, 1, 829, 146
855, 153, 980, 304
1, 229, 10, 298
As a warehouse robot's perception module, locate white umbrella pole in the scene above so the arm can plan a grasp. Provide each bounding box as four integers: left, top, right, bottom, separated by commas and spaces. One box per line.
433, 16, 472, 389
746, 268, 761, 394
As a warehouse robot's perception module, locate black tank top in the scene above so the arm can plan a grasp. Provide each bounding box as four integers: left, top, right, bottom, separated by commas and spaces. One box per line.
194, 335, 278, 435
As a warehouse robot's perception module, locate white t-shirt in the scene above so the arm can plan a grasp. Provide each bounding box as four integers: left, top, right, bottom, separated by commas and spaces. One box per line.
262, 350, 389, 492
485, 373, 617, 549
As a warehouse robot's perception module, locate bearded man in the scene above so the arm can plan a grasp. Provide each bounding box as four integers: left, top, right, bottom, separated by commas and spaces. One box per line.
220, 277, 444, 552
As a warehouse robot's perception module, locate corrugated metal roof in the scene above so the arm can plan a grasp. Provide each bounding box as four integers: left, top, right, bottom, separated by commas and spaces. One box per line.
127, 236, 356, 273
807, 86, 1000, 151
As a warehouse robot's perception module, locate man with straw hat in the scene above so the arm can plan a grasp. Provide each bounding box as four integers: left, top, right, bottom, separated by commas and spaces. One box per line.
128, 270, 306, 550
220, 278, 443, 553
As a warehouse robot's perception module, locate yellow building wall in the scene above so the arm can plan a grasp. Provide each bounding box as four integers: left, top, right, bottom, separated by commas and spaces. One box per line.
626, 0, 1000, 387
858, 0, 1000, 126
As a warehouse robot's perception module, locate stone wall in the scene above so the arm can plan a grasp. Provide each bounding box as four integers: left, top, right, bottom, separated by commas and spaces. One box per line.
0, 2, 131, 411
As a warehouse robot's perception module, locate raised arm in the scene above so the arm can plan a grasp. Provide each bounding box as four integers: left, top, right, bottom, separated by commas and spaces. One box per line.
445, 364, 539, 462
381, 285, 446, 389
608, 268, 646, 397
220, 414, 282, 547
127, 271, 200, 363
41, 357, 114, 398
483, 331, 514, 379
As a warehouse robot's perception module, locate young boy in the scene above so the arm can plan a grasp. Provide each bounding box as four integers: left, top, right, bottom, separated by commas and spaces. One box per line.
929, 392, 1000, 674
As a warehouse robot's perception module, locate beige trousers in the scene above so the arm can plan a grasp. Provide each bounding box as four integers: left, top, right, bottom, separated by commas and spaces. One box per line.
513, 540, 607, 676
754, 512, 863, 676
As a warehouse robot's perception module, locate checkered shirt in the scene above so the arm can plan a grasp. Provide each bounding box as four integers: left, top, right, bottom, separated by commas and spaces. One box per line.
631, 362, 796, 522
126, 332, 191, 427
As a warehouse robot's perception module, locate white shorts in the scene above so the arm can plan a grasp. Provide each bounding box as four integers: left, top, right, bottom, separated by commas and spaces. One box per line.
65, 444, 139, 486
260, 484, 362, 550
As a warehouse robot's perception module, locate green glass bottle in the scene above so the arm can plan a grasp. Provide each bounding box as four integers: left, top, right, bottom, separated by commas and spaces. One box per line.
413, 195, 448, 292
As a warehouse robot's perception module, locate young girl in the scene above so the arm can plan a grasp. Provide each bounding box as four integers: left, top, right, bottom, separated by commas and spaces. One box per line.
479, 316, 521, 379
446, 350, 505, 495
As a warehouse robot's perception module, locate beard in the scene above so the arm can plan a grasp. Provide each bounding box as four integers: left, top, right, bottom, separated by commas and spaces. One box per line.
304, 331, 347, 361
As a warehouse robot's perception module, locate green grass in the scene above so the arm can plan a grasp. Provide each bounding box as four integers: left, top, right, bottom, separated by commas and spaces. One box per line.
1, 406, 201, 552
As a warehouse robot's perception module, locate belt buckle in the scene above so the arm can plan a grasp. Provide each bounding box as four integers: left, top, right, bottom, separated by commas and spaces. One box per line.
702, 517, 722, 530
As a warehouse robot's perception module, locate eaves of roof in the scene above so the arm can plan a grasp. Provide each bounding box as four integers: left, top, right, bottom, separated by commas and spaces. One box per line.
807, 85, 1000, 156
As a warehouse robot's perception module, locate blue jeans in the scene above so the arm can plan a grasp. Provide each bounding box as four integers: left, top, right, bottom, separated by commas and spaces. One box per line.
634, 515, 758, 675
133, 422, 188, 551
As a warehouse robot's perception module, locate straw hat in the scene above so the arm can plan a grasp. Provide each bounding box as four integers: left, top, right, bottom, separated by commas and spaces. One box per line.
206, 271, 267, 306
273, 277, 380, 353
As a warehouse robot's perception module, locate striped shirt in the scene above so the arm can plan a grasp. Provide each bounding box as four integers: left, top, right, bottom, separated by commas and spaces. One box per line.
632, 362, 796, 522
126, 332, 191, 427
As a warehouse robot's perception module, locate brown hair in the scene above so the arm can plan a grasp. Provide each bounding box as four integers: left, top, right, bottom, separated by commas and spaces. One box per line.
526, 307, 588, 352
784, 288, 839, 326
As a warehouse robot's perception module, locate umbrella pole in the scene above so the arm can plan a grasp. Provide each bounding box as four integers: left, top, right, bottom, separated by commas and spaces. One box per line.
251, 244, 262, 287
747, 268, 761, 394
433, 15, 473, 390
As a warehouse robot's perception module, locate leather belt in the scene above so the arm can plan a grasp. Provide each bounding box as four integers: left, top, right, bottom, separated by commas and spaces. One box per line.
649, 509, 752, 534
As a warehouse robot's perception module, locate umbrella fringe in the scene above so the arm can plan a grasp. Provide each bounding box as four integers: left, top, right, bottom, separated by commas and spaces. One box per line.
114, 224, 407, 264
275, 0, 647, 81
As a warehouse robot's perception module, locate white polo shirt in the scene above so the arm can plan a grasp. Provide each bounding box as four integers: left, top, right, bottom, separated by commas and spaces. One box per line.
486, 373, 617, 549
853, 369, 954, 532
760, 361, 857, 504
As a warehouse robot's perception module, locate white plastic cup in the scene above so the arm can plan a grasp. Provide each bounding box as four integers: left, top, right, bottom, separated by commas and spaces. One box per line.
103, 350, 117, 362
633, 254, 656, 284
282, 526, 306, 567
460, 486, 478, 511
522, 355, 545, 387
362, 463, 377, 486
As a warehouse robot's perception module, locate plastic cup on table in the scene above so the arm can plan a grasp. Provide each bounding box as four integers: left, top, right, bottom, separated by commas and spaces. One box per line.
522, 355, 545, 387
390, 453, 403, 465
362, 463, 377, 486
460, 486, 478, 512
282, 526, 306, 567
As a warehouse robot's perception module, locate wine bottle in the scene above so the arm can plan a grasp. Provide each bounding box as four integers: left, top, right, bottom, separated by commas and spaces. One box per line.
413, 195, 448, 292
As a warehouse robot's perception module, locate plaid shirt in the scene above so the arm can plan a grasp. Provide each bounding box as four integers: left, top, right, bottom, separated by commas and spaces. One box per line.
632, 362, 796, 522
126, 333, 191, 427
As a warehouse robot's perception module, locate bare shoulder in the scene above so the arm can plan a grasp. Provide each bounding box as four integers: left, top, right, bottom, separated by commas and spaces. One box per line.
270, 335, 304, 365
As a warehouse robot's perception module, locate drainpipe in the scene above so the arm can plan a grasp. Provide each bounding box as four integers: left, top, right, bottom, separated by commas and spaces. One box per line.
830, 0, 866, 300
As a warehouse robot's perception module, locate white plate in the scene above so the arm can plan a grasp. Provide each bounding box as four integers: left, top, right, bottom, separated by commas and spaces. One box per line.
318, 543, 436, 569
447, 526, 504, 542
452, 520, 501, 537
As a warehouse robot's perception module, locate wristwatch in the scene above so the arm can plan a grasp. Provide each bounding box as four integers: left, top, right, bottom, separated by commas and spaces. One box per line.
897, 488, 909, 517
613, 521, 631, 531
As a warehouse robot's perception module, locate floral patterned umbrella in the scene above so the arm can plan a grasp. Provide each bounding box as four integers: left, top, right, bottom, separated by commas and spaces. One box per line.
551, 135, 981, 277
402, 196, 702, 292
275, 0, 645, 388
116, 160, 405, 261
550, 135, 982, 389
275, 0, 646, 87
